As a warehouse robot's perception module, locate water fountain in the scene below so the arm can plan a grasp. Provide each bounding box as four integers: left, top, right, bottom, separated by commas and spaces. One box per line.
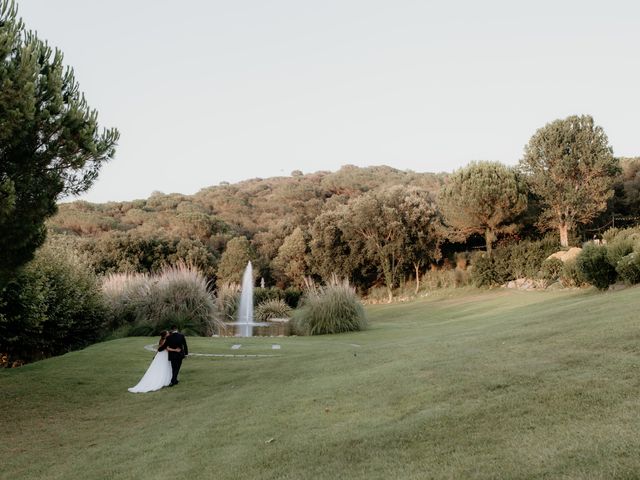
234, 262, 272, 337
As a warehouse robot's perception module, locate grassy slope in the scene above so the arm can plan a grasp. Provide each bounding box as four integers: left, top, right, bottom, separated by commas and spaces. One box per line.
3, 287, 640, 480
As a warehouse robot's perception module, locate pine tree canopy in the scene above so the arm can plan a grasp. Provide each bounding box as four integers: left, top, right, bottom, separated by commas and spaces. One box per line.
0, 0, 119, 284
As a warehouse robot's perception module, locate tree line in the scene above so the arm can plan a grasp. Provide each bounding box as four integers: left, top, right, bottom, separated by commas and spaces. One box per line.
45, 122, 639, 301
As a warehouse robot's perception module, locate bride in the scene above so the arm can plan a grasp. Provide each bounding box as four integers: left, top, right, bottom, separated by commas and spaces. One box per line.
128, 331, 173, 393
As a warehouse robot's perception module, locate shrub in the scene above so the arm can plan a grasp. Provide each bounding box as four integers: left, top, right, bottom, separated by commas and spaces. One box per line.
468, 236, 561, 288
365, 285, 392, 303
470, 253, 500, 287
540, 258, 564, 283
512, 238, 560, 278
292, 280, 367, 335
252, 286, 303, 309
420, 268, 466, 290
0, 244, 106, 365
253, 287, 282, 307
605, 237, 635, 266
283, 287, 303, 308
602, 226, 640, 244
616, 252, 640, 285
560, 260, 586, 287
576, 244, 617, 290
255, 299, 292, 322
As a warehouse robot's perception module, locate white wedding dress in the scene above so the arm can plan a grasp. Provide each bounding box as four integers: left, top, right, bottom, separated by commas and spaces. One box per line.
128, 349, 172, 393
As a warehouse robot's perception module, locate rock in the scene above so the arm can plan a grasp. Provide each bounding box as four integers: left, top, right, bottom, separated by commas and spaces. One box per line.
503, 277, 548, 290
547, 247, 582, 263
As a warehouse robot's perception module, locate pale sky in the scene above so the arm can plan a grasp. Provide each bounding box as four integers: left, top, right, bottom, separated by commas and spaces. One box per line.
17, 0, 640, 203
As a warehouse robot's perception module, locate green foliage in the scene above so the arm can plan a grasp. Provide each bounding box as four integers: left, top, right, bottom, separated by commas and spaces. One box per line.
252, 287, 281, 306
0, 2, 118, 285
217, 236, 253, 286
101, 264, 220, 337
560, 260, 586, 287
439, 161, 528, 254
0, 243, 106, 364
255, 299, 292, 322
283, 287, 303, 308
73, 232, 218, 277
469, 253, 501, 287
253, 286, 303, 309
292, 281, 367, 335
308, 206, 369, 286
272, 227, 310, 288
600, 227, 640, 285
615, 253, 640, 285
340, 186, 442, 301
520, 115, 619, 247
540, 258, 564, 283
419, 268, 463, 291
576, 244, 617, 290
605, 237, 635, 266
506, 236, 561, 279
469, 237, 561, 287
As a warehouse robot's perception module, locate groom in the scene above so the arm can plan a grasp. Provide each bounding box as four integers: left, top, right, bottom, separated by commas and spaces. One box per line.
159, 325, 188, 386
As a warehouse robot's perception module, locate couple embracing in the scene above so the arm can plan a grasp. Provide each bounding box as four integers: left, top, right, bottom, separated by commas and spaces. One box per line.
128, 325, 188, 393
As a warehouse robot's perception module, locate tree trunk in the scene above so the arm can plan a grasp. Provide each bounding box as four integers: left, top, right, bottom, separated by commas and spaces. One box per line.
414, 263, 420, 295
485, 228, 494, 256
381, 257, 394, 303
559, 223, 569, 247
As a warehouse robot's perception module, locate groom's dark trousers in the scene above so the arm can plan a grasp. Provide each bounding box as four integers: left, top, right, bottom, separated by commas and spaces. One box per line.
159, 331, 189, 384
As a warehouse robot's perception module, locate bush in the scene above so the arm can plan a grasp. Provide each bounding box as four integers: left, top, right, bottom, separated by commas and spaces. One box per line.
469, 236, 561, 288
0, 244, 106, 365
102, 264, 221, 336
508, 236, 560, 279
616, 252, 640, 285
576, 244, 617, 290
255, 299, 292, 322
605, 237, 635, 266
292, 281, 367, 335
540, 258, 564, 283
560, 260, 586, 287
603, 226, 640, 244
253, 286, 303, 309
470, 253, 501, 287
283, 287, 303, 308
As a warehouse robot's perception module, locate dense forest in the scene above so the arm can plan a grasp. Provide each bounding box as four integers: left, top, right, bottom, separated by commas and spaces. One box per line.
48, 165, 444, 293
47, 154, 640, 299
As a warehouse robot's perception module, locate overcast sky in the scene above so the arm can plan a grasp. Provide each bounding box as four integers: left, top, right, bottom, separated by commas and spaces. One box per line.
17, 0, 640, 203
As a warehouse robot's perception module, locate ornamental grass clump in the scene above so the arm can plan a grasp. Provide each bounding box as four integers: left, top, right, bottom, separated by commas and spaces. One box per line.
144, 264, 221, 336
292, 280, 367, 335
255, 299, 292, 322
101, 272, 151, 330
102, 264, 222, 336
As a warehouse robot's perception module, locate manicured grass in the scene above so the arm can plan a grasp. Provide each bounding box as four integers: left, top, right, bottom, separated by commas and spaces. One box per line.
3, 287, 640, 479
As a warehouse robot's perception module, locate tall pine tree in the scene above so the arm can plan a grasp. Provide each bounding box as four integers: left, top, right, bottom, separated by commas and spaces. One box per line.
0, 1, 119, 285
520, 115, 619, 247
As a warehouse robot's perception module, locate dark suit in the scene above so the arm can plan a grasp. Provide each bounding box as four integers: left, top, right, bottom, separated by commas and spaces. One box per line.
159, 331, 188, 385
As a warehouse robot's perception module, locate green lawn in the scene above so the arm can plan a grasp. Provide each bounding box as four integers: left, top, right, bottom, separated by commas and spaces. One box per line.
3, 287, 640, 479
